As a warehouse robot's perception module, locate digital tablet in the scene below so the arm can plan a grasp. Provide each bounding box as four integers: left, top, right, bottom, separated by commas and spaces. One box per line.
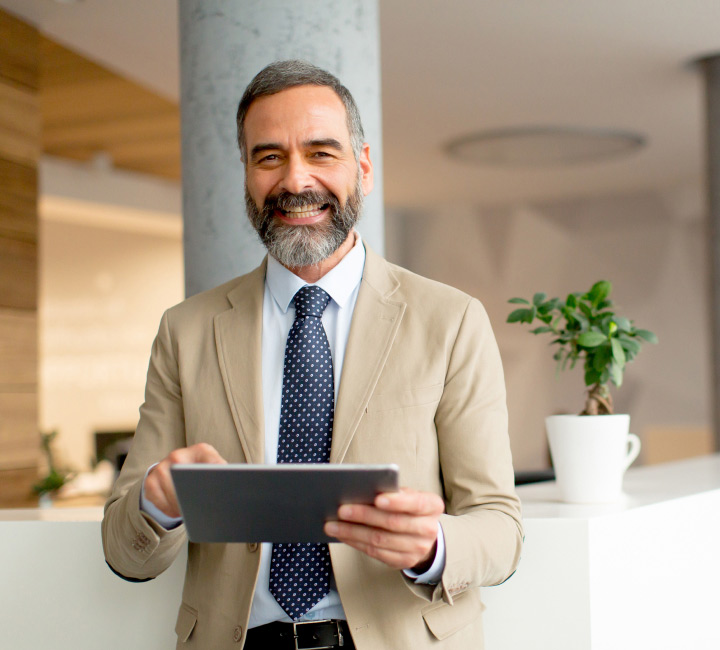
170, 464, 399, 543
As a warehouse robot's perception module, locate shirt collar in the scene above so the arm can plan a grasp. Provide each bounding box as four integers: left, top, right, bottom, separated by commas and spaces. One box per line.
265, 231, 366, 313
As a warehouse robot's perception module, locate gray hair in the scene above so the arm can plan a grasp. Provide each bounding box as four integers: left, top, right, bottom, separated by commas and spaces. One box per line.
236, 60, 365, 162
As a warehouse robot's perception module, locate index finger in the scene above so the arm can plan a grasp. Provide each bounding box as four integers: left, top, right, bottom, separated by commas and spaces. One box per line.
374, 489, 445, 516
182, 442, 227, 465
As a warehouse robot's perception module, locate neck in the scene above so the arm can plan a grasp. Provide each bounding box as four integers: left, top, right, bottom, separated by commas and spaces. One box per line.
283, 231, 356, 283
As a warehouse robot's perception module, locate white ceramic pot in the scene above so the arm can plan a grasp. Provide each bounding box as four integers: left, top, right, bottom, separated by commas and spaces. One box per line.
545, 414, 641, 504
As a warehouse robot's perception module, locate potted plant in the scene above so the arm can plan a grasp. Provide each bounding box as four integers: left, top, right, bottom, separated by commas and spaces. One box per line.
33, 431, 70, 508
507, 280, 657, 503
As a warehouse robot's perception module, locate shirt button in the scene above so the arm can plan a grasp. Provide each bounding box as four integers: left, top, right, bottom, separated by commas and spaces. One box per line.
247, 543, 258, 552
233, 625, 243, 642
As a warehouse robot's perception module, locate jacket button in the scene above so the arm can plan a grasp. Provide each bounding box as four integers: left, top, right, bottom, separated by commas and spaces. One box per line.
233, 625, 243, 642
247, 543, 258, 552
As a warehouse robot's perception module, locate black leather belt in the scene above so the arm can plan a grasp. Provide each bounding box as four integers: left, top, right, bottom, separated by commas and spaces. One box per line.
245, 619, 354, 649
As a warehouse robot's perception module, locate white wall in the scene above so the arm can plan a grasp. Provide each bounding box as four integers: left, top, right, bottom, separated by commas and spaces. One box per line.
384, 183, 710, 469
38, 159, 184, 472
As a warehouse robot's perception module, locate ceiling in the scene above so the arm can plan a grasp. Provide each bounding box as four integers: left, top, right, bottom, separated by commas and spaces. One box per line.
40, 37, 180, 180
4, 0, 720, 208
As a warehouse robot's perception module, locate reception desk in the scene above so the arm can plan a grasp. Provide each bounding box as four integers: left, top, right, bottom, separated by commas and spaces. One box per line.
1, 455, 719, 649
482, 454, 720, 650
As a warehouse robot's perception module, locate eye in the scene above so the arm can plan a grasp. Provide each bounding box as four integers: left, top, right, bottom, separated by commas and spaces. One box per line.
311, 151, 333, 159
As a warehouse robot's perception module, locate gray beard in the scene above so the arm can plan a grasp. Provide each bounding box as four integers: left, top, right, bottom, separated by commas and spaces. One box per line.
245, 181, 363, 269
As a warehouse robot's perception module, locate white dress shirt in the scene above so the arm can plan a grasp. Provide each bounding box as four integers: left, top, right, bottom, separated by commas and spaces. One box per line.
140, 233, 445, 627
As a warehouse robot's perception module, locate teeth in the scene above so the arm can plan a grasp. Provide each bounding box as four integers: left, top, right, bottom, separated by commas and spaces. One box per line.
282, 204, 326, 218
284, 204, 323, 214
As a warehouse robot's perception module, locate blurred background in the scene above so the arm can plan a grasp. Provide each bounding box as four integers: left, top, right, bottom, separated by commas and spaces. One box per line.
1, 0, 717, 506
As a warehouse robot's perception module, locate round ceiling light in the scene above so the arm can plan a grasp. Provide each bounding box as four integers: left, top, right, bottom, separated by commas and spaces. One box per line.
446, 126, 645, 167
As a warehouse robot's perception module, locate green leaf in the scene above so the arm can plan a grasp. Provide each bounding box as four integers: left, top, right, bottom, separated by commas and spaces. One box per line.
614, 316, 631, 332
619, 337, 641, 354
610, 360, 624, 387
548, 298, 562, 311
566, 294, 577, 309
589, 280, 612, 306
611, 338, 626, 367
584, 368, 601, 387
577, 331, 607, 347
635, 329, 658, 344
508, 297, 530, 305
530, 326, 553, 334
507, 308, 531, 323
579, 302, 593, 319
533, 292, 547, 306
592, 344, 612, 372
574, 312, 589, 329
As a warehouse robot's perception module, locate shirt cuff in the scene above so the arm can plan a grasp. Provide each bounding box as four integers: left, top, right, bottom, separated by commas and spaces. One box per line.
402, 521, 446, 585
139, 463, 184, 530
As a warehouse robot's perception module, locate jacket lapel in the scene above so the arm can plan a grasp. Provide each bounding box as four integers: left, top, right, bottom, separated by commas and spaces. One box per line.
331, 247, 406, 463
214, 260, 267, 464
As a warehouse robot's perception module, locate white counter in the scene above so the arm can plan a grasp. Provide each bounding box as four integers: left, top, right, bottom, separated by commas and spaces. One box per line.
0, 507, 186, 649
481, 454, 720, 650
1, 455, 718, 649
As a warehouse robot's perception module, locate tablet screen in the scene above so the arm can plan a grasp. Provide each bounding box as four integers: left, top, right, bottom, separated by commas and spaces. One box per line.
171, 464, 399, 543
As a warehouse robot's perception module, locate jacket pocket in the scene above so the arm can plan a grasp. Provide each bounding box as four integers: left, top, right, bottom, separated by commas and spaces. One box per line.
366, 383, 444, 413
421, 588, 485, 640
175, 602, 198, 643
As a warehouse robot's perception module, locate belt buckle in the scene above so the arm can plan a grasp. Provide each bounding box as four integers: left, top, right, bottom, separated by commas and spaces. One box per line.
292, 619, 343, 650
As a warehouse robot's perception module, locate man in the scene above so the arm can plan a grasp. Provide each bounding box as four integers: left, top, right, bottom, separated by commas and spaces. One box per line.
102, 60, 522, 650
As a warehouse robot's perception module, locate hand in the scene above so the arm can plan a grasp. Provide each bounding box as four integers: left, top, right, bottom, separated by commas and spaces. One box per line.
323, 488, 445, 571
144, 443, 227, 518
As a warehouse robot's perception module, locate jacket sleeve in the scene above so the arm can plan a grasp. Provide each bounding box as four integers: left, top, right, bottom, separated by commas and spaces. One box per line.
101, 310, 188, 580
412, 298, 523, 605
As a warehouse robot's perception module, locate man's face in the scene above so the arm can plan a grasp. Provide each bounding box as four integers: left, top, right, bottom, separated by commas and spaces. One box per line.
243, 85, 373, 268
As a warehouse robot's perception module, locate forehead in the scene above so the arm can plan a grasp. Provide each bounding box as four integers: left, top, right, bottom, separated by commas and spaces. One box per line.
243, 85, 351, 147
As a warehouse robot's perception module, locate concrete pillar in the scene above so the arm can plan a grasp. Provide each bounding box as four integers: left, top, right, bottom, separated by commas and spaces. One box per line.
702, 55, 720, 452
178, 0, 384, 296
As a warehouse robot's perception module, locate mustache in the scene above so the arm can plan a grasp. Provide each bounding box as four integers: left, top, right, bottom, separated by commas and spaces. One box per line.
263, 190, 340, 214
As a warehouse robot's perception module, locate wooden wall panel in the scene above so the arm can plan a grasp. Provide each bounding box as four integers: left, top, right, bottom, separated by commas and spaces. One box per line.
0, 81, 40, 165
0, 8, 39, 506
0, 467, 38, 507
0, 310, 37, 387
0, 237, 37, 310
0, 158, 36, 242
0, 10, 39, 91
0, 393, 37, 470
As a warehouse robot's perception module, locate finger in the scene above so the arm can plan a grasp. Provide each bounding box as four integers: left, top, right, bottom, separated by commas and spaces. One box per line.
181, 443, 228, 465
374, 489, 445, 516
324, 521, 435, 569
145, 462, 181, 517
339, 538, 421, 570
337, 504, 439, 538
326, 518, 437, 554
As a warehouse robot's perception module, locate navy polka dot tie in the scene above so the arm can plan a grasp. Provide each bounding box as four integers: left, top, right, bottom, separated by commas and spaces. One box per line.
270, 285, 334, 620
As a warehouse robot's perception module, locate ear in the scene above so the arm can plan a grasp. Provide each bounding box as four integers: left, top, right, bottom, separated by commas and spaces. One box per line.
359, 143, 374, 196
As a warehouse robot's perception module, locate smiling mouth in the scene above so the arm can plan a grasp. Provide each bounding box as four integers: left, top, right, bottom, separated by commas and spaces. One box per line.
278, 203, 330, 219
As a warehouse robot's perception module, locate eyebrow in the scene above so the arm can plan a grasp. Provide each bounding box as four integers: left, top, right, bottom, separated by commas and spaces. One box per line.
250, 138, 345, 159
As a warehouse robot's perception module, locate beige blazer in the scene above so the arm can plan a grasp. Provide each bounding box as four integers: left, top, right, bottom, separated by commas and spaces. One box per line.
102, 247, 523, 649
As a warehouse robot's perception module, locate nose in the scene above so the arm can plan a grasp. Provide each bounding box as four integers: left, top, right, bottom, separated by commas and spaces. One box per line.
278, 154, 314, 194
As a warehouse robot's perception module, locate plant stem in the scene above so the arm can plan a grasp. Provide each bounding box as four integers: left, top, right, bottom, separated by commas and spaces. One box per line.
581, 383, 614, 415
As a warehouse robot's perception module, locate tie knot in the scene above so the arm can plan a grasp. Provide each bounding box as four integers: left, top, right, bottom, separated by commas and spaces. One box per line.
293, 285, 331, 319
